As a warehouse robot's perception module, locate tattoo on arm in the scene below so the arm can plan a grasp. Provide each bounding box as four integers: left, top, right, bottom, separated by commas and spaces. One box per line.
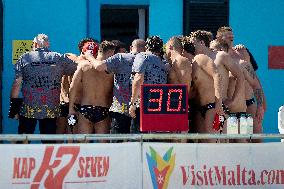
245, 64, 255, 79
255, 88, 264, 105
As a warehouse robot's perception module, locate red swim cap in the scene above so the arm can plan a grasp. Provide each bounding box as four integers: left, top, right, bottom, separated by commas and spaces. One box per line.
82, 42, 98, 57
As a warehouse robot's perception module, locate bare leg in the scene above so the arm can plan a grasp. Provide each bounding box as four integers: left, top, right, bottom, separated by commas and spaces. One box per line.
56, 117, 67, 134
94, 117, 111, 143
254, 120, 263, 143
56, 117, 67, 143
195, 113, 205, 143
65, 120, 77, 143
77, 114, 94, 143
247, 103, 262, 142
204, 109, 219, 143
221, 119, 228, 143
78, 114, 94, 134
195, 110, 218, 143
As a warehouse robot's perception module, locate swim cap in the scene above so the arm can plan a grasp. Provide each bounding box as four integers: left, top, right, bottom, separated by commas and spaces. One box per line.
82, 42, 98, 57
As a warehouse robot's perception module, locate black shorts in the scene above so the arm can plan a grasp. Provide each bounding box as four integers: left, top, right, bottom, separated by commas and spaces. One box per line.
110, 112, 132, 134
18, 116, 57, 134
76, 104, 109, 124
59, 102, 69, 117
130, 108, 140, 134
199, 102, 215, 118
18, 116, 57, 143
246, 98, 255, 107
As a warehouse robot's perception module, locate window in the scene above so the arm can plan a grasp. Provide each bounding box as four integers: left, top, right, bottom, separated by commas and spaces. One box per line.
183, 0, 229, 36
101, 5, 149, 47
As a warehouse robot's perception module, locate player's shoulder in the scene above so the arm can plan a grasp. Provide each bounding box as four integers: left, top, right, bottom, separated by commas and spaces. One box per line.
193, 54, 203, 61
48, 51, 62, 57
118, 52, 135, 61
239, 59, 252, 69
65, 53, 78, 61
177, 54, 189, 62
193, 54, 210, 65
175, 54, 190, 66
239, 59, 248, 65
78, 60, 92, 70
216, 51, 229, 58
18, 51, 31, 60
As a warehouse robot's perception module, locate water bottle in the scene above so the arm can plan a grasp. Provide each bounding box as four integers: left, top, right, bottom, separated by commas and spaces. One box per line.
240, 113, 248, 134
278, 106, 284, 142
246, 114, 254, 134
227, 114, 238, 134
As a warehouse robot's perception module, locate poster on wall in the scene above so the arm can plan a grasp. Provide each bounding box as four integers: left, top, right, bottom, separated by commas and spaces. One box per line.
143, 143, 284, 189
0, 143, 142, 189
12, 40, 33, 64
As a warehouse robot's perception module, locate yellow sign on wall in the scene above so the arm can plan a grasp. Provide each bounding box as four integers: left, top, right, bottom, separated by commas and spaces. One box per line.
12, 40, 33, 64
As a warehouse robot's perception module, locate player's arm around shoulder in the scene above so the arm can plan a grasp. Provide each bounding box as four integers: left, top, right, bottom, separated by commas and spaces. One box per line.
234, 45, 250, 62
176, 55, 192, 69
220, 51, 244, 82
85, 54, 107, 72
199, 53, 219, 77
78, 60, 93, 72
175, 55, 192, 85
66, 53, 78, 61
192, 54, 209, 71
68, 61, 85, 115
239, 60, 259, 89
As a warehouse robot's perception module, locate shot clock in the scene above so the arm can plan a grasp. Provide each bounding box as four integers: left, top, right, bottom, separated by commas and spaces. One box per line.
140, 84, 188, 132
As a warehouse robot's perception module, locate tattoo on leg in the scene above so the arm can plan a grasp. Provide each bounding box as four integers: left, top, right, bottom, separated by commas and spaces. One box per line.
255, 89, 263, 105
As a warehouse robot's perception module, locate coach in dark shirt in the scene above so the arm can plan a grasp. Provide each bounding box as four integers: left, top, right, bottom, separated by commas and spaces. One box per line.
9, 34, 77, 142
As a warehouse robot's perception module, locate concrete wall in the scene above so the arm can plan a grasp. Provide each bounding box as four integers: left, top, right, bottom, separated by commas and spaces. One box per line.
230, 0, 284, 134
2, 0, 87, 133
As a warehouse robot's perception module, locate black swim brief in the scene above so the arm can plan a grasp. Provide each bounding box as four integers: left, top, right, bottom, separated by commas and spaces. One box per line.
246, 98, 255, 107
75, 104, 109, 124
200, 102, 229, 118
59, 102, 69, 117
200, 102, 215, 118
222, 103, 230, 114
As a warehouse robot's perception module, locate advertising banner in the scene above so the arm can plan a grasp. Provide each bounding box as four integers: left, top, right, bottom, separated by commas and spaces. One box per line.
12, 40, 33, 64
143, 143, 284, 189
0, 143, 142, 189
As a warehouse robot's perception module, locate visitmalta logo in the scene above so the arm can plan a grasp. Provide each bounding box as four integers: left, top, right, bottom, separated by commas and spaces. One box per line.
146, 146, 175, 189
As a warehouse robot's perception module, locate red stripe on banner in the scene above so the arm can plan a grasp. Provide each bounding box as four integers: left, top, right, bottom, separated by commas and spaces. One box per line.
12, 182, 30, 184
12, 180, 106, 185
65, 180, 106, 184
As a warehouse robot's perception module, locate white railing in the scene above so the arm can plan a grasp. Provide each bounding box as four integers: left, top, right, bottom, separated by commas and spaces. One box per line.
0, 133, 283, 142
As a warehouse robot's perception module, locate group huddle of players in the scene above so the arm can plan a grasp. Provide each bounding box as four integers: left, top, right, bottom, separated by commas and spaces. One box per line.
8, 27, 265, 143
60, 26, 265, 143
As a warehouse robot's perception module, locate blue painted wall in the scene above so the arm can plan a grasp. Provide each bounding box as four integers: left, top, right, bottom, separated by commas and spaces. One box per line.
149, 0, 183, 41
230, 0, 284, 135
3, 0, 87, 134
2, 0, 283, 136
88, 0, 183, 43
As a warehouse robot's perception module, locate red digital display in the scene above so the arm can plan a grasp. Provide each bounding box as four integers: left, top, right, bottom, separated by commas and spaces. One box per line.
140, 84, 188, 132
167, 89, 183, 112
148, 89, 163, 112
